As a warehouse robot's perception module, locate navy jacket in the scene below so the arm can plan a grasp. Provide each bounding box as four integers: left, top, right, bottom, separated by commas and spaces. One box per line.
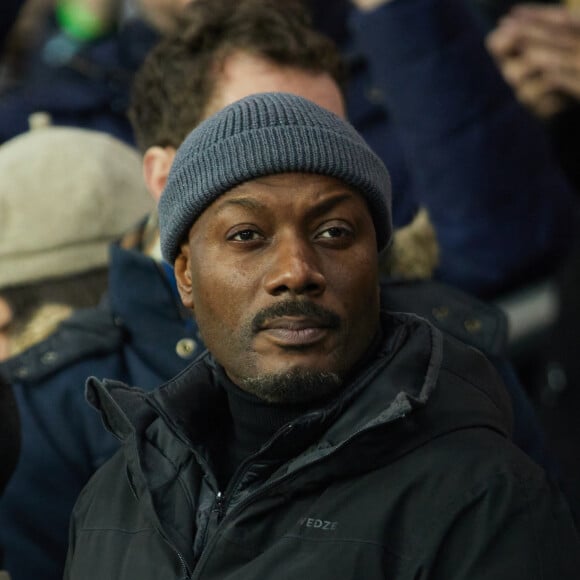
0, 375, 19, 495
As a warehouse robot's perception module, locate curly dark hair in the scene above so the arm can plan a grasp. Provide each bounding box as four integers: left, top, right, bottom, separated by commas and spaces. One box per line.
128, 0, 346, 152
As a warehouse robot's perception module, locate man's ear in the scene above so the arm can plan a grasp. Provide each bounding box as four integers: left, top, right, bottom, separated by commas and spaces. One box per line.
142, 146, 177, 203
173, 241, 195, 311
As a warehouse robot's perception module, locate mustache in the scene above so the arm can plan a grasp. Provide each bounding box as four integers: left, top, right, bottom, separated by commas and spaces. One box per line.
251, 301, 341, 334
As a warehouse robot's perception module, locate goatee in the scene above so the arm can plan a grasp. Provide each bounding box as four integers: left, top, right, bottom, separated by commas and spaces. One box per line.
240, 368, 343, 404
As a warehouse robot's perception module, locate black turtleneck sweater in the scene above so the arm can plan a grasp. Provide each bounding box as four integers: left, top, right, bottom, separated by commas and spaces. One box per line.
212, 367, 313, 488
211, 327, 383, 489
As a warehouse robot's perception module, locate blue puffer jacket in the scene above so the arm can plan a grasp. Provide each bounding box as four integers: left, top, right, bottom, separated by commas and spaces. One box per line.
0, 244, 203, 580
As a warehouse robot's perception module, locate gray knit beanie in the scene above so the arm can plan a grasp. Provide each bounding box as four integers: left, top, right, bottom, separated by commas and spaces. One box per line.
159, 92, 392, 264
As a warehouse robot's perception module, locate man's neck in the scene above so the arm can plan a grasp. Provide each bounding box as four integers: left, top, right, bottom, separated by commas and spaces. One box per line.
211, 326, 384, 488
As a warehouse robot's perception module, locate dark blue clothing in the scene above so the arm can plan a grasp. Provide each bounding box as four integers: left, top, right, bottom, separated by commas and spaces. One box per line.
466, 0, 561, 30
342, 0, 580, 297
0, 19, 157, 145
0, 374, 19, 496
0, 245, 203, 580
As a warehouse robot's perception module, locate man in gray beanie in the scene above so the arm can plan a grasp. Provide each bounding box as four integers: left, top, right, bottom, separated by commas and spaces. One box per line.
158, 91, 392, 262
65, 92, 580, 579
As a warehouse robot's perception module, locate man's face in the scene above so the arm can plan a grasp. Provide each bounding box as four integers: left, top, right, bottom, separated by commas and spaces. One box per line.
174, 173, 381, 403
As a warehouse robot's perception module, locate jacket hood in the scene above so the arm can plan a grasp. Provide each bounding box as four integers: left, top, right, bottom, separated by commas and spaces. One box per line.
87, 309, 512, 477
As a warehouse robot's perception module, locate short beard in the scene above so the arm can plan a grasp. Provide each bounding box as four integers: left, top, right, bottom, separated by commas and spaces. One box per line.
240, 368, 344, 404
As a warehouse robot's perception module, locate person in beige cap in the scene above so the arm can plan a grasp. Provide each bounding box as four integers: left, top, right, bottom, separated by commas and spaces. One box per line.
0, 116, 153, 359
0, 118, 152, 576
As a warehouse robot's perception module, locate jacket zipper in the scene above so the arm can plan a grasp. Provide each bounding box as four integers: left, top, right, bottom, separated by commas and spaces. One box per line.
190, 420, 389, 580
157, 527, 193, 578
190, 422, 296, 576
153, 447, 219, 579
175, 550, 191, 580
215, 422, 295, 519
206, 491, 226, 535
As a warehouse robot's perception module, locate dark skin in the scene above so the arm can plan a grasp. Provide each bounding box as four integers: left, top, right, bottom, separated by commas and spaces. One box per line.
174, 172, 382, 403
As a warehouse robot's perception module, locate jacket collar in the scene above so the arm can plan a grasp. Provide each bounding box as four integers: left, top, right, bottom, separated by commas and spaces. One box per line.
1, 242, 200, 384
0, 304, 120, 383
86, 308, 510, 473
107, 243, 203, 377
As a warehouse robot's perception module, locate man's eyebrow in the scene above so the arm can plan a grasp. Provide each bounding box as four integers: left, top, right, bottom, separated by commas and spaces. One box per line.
213, 189, 357, 217
213, 196, 266, 215
304, 192, 357, 221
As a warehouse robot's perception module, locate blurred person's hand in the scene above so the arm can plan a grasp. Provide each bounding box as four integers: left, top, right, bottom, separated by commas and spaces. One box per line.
487, 4, 580, 119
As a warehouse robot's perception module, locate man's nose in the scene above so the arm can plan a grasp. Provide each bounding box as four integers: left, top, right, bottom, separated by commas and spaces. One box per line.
263, 236, 326, 297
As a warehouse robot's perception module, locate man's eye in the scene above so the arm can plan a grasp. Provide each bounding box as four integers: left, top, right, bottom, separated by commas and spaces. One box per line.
229, 229, 262, 242
318, 226, 351, 239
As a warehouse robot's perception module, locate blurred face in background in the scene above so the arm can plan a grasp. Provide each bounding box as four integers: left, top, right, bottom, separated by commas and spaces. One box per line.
204, 50, 346, 120
144, 50, 346, 202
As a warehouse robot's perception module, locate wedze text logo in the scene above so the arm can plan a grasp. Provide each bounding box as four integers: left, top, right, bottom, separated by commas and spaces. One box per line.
299, 517, 339, 531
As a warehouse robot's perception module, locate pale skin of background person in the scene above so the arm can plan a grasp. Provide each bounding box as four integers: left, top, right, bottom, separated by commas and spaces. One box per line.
140, 0, 378, 199
487, 2, 580, 119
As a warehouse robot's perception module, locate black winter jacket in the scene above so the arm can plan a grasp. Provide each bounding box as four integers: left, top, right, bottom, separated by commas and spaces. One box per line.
65, 312, 580, 579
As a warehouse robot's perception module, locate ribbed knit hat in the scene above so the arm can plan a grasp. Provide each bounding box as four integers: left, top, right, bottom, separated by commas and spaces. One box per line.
159, 92, 392, 264
0, 119, 155, 289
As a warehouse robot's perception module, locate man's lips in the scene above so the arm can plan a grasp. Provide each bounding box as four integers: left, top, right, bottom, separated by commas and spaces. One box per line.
258, 317, 331, 346
250, 301, 341, 348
